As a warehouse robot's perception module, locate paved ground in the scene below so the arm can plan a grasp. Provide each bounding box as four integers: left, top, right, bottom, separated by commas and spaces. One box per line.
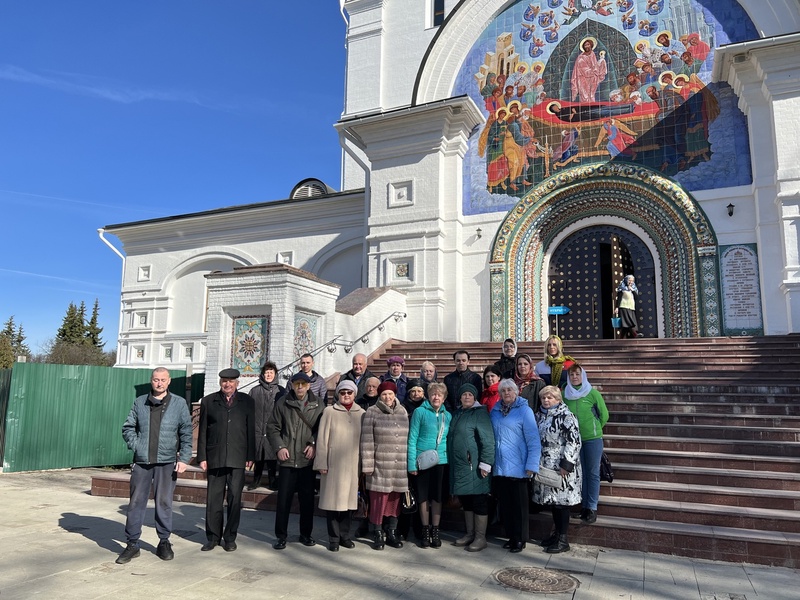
1, 469, 798, 599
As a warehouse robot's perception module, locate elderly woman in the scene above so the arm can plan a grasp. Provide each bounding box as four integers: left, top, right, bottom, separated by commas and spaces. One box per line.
408, 382, 451, 548
564, 364, 609, 525
490, 379, 541, 553
448, 383, 495, 551
419, 361, 439, 393
361, 381, 409, 550
314, 380, 365, 552
535, 335, 575, 387
532, 385, 582, 554
514, 353, 545, 413
615, 274, 643, 338
249, 361, 285, 491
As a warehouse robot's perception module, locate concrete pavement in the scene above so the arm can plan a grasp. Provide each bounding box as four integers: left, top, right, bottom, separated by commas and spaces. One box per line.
0, 469, 797, 599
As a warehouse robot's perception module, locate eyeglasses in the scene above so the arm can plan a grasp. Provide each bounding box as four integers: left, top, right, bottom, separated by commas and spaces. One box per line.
339, 390, 355, 395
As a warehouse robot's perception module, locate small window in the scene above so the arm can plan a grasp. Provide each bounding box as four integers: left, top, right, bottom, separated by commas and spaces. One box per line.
433, 0, 445, 26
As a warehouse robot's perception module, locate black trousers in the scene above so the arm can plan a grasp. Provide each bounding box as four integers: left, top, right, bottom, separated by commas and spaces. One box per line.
274, 465, 315, 540
205, 467, 245, 543
495, 476, 530, 543
326, 510, 352, 543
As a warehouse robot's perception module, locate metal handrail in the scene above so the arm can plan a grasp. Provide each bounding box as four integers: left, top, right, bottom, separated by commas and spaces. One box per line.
238, 311, 406, 390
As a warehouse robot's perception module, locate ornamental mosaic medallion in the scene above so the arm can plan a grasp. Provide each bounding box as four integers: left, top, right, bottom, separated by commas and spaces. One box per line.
452, 0, 757, 216
231, 317, 269, 376
293, 313, 318, 358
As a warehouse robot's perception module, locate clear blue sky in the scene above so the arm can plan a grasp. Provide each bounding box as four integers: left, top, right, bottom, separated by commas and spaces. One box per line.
0, 2, 347, 353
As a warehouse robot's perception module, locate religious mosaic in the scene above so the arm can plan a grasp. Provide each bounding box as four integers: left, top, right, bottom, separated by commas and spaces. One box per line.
293, 313, 318, 358
231, 317, 269, 376
454, 0, 758, 214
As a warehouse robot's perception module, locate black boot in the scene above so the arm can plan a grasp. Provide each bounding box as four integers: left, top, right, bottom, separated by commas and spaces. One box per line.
545, 534, 570, 553
370, 524, 385, 550
430, 526, 442, 549
384, 517, 403, 548
420, 525, 431, 548
246, 477, 262, 491
539, 529, 558, 548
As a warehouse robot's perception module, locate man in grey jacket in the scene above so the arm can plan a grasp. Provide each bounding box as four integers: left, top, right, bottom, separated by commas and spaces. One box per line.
117, 367, 192, 564
267, 372, 324, 549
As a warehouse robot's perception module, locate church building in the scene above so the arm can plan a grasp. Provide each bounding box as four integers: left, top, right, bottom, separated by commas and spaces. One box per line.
101, 0, 800, 389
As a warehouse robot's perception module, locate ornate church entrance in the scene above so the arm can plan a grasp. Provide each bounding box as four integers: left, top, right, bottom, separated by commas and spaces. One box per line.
547, 226, 656, 339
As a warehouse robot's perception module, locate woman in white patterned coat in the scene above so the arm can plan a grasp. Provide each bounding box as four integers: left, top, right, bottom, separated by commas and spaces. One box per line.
531, 385, 582, 554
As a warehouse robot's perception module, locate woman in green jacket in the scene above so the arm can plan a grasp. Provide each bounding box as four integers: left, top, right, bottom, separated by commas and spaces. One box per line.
447, 383, 495, 551
563, 363, 609, 524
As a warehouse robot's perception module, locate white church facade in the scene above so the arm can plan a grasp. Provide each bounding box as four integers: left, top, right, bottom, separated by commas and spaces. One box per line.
101, 0, 800, 388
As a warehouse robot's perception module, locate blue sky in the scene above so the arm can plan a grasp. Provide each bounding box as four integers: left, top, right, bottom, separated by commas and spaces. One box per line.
0, 2, 347, 352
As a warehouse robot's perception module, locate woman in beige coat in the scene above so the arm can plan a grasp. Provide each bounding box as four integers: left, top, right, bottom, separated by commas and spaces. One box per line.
360, 380, 409, 550
314, 380, 365, 551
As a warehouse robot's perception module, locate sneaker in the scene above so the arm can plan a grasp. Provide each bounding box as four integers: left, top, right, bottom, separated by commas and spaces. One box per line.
116, 543, 140, 564
156, 539, 174, 560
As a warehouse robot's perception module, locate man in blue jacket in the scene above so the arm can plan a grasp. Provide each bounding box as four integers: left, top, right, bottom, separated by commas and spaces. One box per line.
117, 368, 192, 564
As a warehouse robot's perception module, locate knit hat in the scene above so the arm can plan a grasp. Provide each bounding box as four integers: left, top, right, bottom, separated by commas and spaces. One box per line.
457, 383, 479, 400
335, 380, 358, 395
386, 355, 405, 366
377, 380, 397, 395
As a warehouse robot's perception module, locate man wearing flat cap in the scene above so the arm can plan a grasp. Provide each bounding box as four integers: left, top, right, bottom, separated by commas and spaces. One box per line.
197, 368, 255, 552
267, 371, 324, 549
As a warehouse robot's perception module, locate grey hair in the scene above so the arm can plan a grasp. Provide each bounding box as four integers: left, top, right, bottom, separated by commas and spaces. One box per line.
497, 378, 519, 395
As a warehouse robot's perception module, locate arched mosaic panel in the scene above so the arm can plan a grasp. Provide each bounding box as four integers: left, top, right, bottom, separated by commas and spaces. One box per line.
452, 0, 757, 215
489, 163, 720, 340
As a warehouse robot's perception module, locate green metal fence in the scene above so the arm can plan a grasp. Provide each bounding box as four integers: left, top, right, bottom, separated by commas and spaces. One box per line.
0, 363, 204, 473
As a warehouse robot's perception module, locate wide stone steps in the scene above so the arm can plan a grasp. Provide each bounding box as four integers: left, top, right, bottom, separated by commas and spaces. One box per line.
604, 399, 800, 415
605, 446, 800, 472
611, 462, 800, 491
605, 422, 800, 442
611, 411, 800, 428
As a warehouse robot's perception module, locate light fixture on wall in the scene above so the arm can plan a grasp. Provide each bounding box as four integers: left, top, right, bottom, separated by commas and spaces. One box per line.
327, 344, 336, 353
727, 203, 735, 217
377, 323, 385, 332
344, 345, 353, 354
476, 227, 482, 239
361, 335, 369, 344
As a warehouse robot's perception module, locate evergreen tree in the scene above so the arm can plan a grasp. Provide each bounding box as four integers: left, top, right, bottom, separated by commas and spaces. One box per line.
56, 302, 87, 344
2, 316, 15, 340
13, 325, 31, 358
0, 334, 13, 369
85, 299, 104, 349
0, 316, 29, 365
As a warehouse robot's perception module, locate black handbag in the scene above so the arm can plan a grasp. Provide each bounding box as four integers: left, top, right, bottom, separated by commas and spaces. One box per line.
600, 452, 614, 483
401, 488, 417, 514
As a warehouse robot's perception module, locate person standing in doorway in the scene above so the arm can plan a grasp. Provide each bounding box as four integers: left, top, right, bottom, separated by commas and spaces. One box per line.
615, 274, 643, 338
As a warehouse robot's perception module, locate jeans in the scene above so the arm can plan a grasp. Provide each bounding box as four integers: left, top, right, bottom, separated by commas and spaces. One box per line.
580, 437, 604, 510
125, 462, 177, 545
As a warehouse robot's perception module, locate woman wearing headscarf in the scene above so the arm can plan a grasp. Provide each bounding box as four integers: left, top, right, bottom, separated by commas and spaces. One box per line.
448, 383, 495, 551
532, 385, 582, 554
563, 364, 609, 525
360, 381, 409, 550
514, 353, 546, 413
493, 338, 517, 378
407, 382, 451, 548
249, 361, 285, 490
480, 365, 502, 412
535, 335, 575, 388
314, 380, 365, 551
615, 274, 643, 338
490, 379, 540, 553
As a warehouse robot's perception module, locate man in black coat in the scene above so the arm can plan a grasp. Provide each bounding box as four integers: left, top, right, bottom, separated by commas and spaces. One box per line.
443, 350, 483, 413
337, 353, 375, 399
197, 368, 255, 552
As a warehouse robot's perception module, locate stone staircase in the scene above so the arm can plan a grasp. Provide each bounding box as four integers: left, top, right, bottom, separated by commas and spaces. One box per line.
91, 335, 800, 567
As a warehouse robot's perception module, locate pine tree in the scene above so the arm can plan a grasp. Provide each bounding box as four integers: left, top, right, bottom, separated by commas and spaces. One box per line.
85, 299, 104, 349
2, 316, 15, 340
13, 325, 30, 358
56, 302, 87, 344
0, 334, 13, 369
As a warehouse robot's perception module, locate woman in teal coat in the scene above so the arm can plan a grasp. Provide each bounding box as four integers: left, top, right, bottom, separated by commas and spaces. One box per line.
447, 383, 495, 551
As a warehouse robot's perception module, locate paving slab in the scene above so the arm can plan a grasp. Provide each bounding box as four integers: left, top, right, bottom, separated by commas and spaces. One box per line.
1, 469, 799, 600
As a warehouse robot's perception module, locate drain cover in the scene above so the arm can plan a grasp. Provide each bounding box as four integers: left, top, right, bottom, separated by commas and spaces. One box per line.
494, 567, 579, 594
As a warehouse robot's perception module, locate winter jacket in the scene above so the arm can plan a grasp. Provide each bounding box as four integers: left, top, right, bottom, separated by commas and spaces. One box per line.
360, 400, 409, 493
494, 354, 516, 379
197, 391, 255, 469
563, 387, 608, 442
447, 404, 495, 496
532, 401, 582, 506
314, 402, 365, 511
480, 381, 500, 412
407, 400, 451, 471
380, 372, 408, 403
519, 378, 546, 414
122, 392, 192, 465
338, 368, 376, 399
250, 378, 285, 460
443, 369, 483, 413
306, 370, 329, 404
267, 390, 324, 469
490, 396, 540, 478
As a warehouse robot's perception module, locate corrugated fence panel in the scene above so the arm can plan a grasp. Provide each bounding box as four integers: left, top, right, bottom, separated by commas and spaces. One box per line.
0, 368, 13, 467
1, 364, 202, 473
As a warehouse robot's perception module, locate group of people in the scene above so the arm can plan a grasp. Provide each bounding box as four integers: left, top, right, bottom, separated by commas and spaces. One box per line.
115, 337, 609, 563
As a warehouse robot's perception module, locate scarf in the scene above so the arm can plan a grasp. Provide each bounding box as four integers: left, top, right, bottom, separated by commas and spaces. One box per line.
544, 353, 574, 387
564, 368, 594, 400
499, 399, 514, 417
513, 353, 541, 390
616, 276, 639, 294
